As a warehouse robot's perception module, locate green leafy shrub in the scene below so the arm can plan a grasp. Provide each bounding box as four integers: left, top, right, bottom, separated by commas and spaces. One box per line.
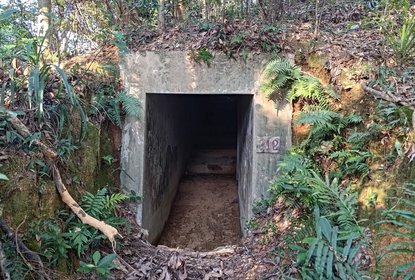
91, 90, 141, 127
384, 0, 415, 64
292, 207, 367, 279
78, 251, 116, 279
27, 188, 131, 270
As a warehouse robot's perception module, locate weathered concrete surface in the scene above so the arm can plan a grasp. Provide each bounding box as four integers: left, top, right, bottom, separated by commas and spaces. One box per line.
142, 94, 194, 242
237, 96, 254, 229
120, 51, 292, 243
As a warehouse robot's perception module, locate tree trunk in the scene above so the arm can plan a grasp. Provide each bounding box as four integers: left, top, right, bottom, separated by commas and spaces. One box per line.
203, 0, 209, 20
37, 0, 51, 52
158, 0, 165, 29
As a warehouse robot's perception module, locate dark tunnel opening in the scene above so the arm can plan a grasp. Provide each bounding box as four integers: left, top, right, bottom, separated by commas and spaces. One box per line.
143, 93, 253, 250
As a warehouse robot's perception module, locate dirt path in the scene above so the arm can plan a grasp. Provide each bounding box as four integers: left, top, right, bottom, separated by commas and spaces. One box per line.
158, 175, 241, 251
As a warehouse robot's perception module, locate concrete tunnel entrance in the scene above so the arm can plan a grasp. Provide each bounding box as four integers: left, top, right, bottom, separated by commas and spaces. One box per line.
120, 51, 292, 250
143, 94, 253, 250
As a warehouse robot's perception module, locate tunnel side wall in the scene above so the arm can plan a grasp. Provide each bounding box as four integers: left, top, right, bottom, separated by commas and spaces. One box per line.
143, 95, 194, 242
237, 97, 254, 229
120, 51, 292, 240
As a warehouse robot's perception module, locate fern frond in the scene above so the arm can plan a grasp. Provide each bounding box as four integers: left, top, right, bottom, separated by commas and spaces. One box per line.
295, 110, 340, 126
261, 57, 301, 97
308, 172, 361, 233
106, 193, 129, 211
116, 91, 141, 118
347, 131, 371, 147
343, 114, 364, 125
107, 98, 122, 127
81, 188, 108, 219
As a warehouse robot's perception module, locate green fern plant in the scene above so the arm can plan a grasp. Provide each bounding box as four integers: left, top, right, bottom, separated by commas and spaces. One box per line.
288, 75, 336, 111
63, 223, 94, 257
308, 172, 362, 234
378, 183, 415, 279
297, 110, 372, 179
261, 57, 337, 110
81, 188, 129, 220
117, 90, 141, 118
296, 111, 363, 133
270, 150, 316, 207
291, 207, 367, 280
64, 188, 130, 256
376, 101, 412, 131
328, 150, 371, 177
27, 219, 71, 265
91, 90, 141, 127
296, 110, 364, 153
261, 57, 301, 97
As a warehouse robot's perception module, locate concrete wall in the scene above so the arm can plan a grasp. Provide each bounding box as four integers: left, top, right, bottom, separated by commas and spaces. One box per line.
143, 94, 194, 242
120, 51, 292, 241
237, 96, 254, 229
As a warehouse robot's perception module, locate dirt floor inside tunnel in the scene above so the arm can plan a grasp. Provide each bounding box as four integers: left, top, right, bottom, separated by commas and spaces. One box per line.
143, 93, 253, 246
157, 174, 242, 251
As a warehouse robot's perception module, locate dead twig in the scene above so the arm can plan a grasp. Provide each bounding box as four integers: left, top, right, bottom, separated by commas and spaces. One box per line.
15, 216, 31, 271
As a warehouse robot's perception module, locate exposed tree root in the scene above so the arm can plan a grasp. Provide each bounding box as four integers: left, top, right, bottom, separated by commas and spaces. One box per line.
0, 218, 46, 279
1, 110, 120, 249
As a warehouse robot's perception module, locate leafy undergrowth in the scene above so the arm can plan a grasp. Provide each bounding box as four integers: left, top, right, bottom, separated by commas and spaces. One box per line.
2, 1, 415, 278
243, 56, 415, 279
105, 56, 415, 280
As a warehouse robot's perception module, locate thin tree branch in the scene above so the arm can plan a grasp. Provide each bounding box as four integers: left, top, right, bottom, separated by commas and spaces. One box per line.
362, 83, 415, 109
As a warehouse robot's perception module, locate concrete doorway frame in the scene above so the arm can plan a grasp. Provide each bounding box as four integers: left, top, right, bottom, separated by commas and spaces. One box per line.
119, 51, 292, 243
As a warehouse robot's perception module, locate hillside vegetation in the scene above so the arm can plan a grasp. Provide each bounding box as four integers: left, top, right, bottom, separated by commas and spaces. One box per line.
1, 0, 415, 279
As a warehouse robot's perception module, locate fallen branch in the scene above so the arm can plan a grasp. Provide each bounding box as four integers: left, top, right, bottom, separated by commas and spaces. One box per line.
50, 164, 119, 248
156, 245, 236, 257
362, 83, 415, 110
1, 109, 120, 249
